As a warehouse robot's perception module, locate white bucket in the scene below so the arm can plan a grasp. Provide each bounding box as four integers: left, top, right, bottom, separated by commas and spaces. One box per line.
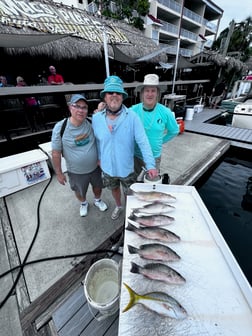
144, 173, 163, 184
194, 104, 204, 113
83, 259, 120, 319
185, 108, 194, 120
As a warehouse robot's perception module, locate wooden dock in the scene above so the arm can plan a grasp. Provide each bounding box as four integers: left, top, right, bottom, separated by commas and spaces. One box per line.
185, 108, 252, 146
52, 284, 119, 336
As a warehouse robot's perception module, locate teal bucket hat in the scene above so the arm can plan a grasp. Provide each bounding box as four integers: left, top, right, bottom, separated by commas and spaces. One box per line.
100, 75, 128, 100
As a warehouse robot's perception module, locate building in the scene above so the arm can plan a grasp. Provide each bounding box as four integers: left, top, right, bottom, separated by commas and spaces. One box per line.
56, 0, 223, 58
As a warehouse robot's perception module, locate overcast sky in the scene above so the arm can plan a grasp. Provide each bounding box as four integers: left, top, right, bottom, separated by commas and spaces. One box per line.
216, 0, 252, 34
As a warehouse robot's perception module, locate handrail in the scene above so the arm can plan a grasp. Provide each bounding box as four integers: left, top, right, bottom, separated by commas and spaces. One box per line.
0, 80, 211, 98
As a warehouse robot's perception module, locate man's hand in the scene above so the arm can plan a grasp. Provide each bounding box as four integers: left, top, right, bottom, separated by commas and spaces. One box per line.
56, 172, 67, 185
147, 168, 159, 179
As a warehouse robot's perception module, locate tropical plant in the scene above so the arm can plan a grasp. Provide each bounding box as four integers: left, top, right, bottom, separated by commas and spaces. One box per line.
213, 16, 252, 62
95, 0, 150, 30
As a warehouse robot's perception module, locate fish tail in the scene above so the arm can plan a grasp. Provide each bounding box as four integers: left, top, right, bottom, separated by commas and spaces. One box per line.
127, 245, 138, 254
122, 283, 138, 313
126, 222, 135, 232
128, 214, 137, 221
130, 261, 141, 274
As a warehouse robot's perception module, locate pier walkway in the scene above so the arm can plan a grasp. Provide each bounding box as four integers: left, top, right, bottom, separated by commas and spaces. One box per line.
1, 107, 252, 335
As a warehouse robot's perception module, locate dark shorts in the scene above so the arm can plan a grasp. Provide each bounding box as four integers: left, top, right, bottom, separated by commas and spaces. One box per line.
102, 171, 137, 194
68, 166, 103, 198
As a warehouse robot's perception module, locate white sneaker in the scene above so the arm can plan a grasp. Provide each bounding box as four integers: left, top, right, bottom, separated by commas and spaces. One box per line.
80, 203, 89, 217
111, 206, 123, 220
94, 199, 108, 212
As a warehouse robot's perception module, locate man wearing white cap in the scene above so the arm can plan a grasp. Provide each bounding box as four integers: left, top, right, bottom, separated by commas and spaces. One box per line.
132, 74, 179, 177
51, 94, 108, 217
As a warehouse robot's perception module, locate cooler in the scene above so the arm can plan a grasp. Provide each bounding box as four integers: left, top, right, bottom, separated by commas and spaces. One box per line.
0, 149, 51, 197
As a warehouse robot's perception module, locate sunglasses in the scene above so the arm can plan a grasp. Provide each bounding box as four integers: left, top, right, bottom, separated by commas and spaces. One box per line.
106, 92, 122, 95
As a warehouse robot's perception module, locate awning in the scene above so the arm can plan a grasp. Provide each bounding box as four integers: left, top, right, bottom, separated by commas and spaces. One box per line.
176, 56, 196, 69
111, 44, 138, 64
136, 47, 171, 62
0, 33, 68, 48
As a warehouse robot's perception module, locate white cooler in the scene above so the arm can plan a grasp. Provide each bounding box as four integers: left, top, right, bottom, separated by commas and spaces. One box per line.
0, 149, 51, 197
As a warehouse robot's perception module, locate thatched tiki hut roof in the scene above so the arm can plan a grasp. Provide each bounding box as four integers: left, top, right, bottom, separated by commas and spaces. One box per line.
0, 0, 167, 63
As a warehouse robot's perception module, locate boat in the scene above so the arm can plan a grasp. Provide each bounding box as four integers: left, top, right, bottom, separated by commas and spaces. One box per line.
232, 98, 252, 129
221, 79, 252, 112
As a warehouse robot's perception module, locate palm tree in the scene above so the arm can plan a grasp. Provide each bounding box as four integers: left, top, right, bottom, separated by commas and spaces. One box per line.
213, 16, 252, 61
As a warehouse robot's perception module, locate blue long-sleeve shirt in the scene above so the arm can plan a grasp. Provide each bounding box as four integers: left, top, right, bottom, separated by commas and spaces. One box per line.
92, 105, 156, 178
131, 102, 179, 159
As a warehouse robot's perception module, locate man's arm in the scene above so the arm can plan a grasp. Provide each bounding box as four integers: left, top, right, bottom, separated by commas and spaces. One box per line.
52, 150, 66, 185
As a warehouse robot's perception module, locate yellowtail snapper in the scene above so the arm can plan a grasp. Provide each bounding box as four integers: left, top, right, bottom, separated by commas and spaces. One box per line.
128, 243, 181, 261
123, 283, 187, 319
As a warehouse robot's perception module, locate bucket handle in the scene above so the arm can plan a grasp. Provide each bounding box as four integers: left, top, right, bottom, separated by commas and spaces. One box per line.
86, 300, 112, 322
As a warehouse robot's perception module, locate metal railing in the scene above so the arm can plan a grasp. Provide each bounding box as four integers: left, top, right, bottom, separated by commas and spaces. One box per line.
183, 7, 202, 24
160, 20, 179, 35
181, 28, 198, 41
157, 0, 181, 13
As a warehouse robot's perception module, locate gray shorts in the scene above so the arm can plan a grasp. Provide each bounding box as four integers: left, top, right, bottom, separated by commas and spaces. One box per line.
102, 171, 137, 194
68, 166, 103, 198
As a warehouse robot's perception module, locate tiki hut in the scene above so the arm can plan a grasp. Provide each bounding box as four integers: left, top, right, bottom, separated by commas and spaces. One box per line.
0, 0, 167, 84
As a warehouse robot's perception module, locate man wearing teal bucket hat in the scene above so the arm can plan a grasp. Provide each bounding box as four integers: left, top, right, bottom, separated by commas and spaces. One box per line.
92, 75, 158, 220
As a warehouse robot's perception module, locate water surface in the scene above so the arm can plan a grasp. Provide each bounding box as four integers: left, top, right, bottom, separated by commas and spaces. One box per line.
195, 152, 252, 286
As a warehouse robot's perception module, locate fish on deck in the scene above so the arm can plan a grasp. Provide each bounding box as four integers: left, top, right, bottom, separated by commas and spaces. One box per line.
131, 202, 176, 217
126, 223, 180, 242
128, 214, 175, 227
130, 261, 186, 285
123, 283, 187, 319
128, 243, 181, 261
130, 190, 177, 203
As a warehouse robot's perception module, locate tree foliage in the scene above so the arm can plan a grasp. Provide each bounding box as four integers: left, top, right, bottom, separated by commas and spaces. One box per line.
212, 16, 252, 61
96, 0, 150, 30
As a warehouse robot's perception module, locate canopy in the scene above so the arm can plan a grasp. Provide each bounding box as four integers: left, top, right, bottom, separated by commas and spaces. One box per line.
0, 33, 68, 48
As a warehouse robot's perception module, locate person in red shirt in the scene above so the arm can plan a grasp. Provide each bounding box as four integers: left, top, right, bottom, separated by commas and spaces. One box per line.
48, 65, 64, 85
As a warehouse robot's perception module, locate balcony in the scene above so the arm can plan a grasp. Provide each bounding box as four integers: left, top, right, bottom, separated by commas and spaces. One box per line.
181, 28, 198, 42
160, 20, 179, 35
203, 19, 218, 33
157, 0, 181, 13
159, 43, 193, 57
183, 7, 202, 25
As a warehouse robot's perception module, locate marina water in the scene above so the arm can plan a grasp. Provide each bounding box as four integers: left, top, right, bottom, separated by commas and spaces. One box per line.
195, 148, 252, 286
